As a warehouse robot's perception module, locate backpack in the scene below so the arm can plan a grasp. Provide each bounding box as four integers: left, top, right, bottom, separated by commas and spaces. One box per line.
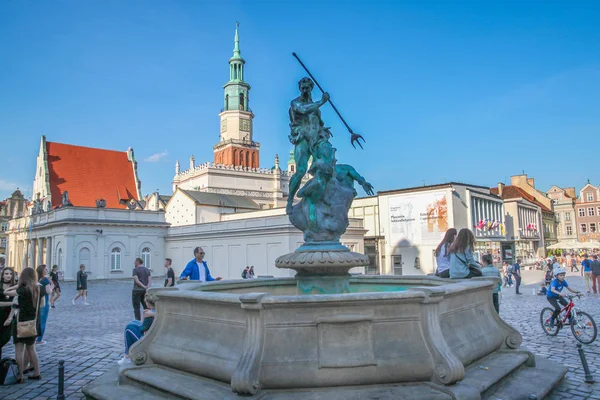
507, 265, 514, 274
241, 269, 248, 279
0, 358, 18, 385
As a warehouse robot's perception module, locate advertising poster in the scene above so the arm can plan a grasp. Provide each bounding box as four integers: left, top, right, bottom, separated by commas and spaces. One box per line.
388, 191, 449, 247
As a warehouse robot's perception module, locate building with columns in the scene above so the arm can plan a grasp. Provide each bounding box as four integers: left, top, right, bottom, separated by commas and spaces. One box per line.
172, 24, 295, 209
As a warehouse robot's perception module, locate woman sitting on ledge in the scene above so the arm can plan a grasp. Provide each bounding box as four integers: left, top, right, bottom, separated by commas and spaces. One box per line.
449, 228, 482, 279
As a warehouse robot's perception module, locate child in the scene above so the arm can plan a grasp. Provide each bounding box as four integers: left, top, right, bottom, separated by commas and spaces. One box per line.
547, 267, 580, 327
118, 297, 156, 366
481, 254, 501, 314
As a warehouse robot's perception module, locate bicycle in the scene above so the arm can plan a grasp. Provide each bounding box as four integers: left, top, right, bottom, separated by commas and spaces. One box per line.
540, 293, 597, 344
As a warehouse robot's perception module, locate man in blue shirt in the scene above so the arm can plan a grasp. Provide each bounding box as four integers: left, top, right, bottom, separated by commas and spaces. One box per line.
582, 254, 592, 293
180, 247, 222, 282
513, 258, 522, 295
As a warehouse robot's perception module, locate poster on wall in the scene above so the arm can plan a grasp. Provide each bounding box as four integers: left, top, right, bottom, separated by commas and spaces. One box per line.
388, 191, 449, 247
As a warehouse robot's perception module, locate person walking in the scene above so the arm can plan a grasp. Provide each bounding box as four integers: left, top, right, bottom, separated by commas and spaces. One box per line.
180, 247, 223, 282
513, 258, 522, 294
570, 254, 579, 273
582, 254, 592, 293
590, 255, 600, 294
49, 265, 61, 308
35, 264, 53, 345
164, 258, 175, 287
132, 258, 151, 321
72, 264, 89, 305
0, 267, 16, 360
434, 228, 457, 278
481, 254, 501, 314
5, 267, 42, 383
502, 261, 513, 287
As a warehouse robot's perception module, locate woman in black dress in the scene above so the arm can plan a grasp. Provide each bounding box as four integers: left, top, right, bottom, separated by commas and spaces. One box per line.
50, 265, 61, 308
0, 267, 17, 360
5, 267, 41, 382
72, 264, 89, 305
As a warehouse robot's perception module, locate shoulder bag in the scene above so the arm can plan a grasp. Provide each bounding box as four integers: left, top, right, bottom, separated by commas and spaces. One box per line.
455, 254, 483, 277
17, 287, 40, 338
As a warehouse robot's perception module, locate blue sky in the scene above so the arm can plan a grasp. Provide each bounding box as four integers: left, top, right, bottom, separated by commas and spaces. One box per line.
1, 1, 599, 200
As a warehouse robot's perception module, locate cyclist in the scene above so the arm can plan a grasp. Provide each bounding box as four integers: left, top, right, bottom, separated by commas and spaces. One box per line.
547, 267, 581, 327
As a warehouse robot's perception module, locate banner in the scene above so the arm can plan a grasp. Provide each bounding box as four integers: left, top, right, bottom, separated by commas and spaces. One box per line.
388, 191, 449, 247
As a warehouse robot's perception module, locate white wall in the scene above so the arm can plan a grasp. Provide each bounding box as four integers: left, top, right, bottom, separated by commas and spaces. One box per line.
165, 190, 197, 226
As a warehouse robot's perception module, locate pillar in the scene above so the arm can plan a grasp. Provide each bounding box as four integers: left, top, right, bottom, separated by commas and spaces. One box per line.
46, 237, 52, 266
37, 238, 43, 267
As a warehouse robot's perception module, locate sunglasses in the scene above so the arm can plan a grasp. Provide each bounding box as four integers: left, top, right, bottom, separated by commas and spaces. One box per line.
199, 252, 205, 255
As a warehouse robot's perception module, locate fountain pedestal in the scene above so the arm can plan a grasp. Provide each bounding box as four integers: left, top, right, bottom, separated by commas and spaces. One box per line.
275, 241, 369, 294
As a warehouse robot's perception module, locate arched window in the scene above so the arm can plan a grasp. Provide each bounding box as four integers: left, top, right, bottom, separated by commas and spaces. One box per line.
57, 248, 63, 269
239, 151, 244, 165
245, 152, 249, 167
225, 94, 229, 110
251, 152, 256, 168
233, 149, 237, 164
239, 93, 245, 110
142, 247, 151, 269
111, 247, 121, 271
79, 247, 90, 271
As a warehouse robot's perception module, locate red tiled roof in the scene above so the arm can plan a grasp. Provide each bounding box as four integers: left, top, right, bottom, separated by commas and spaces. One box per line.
491, 185, 553, 213
46, 141, 138, 209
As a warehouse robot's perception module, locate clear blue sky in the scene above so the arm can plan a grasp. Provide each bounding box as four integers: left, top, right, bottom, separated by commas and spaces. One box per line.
1, 1, 599, 200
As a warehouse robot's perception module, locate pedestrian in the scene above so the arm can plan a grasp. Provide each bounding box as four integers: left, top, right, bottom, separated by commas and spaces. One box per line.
118, 297, 156, 366
35, 264, 53, 345
241, 266, 250, 279
0, 267, 16, 360
546, 267, 580, 327
164, 258, 175, 287
132, 257, 151, 321
582, 254, 592, 293
72, 264, 89, 305
434, 228, 457, 278
503, 261, 514, 287
590, 255, 600, 294
4, 267, 41, 383
448, 228, 482, 279
180, 247, 222, 282
49, 265, 61, 308
249, 266, 255, 279
481, 254, 501, 314
513, 258, 522, 295
570, 255, 579, 273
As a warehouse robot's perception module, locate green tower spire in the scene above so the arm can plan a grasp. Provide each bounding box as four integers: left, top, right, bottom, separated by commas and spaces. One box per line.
229, 21, 245, 82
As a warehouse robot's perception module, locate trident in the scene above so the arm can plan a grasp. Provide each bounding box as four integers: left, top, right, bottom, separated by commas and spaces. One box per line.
292, 52, 366, 149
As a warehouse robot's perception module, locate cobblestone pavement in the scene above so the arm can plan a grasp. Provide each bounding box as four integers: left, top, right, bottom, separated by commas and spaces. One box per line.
0, 273, 599, 399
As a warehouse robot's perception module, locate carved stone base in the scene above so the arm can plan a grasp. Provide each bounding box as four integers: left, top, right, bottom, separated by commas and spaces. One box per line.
275, 241, 369, 294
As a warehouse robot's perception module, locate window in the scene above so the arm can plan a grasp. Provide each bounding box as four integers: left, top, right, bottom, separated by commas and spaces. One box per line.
142, 247, 151, 269
556, 213, 561, 222
579, 208, 585, 217
566, 225, 573, 235
588, 207, 595, 217
565, 212, 571, 221
57, 248, 63, 269
591, 223, 597, 233
587, 193, 594, 202
393, 255, 403, 275
598, 207, 600, 217
581, 224, 587, 234
111, 247, 121, 271
0, 223, 7, 232
0, 238, 6, 248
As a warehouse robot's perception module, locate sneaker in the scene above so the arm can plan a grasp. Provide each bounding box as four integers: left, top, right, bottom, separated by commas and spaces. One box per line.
117, 357, 131, 366
72, 300, 76, 305
51, 305, 56, 309
35, 340, 46, 345
549, 319, 555, 328
83, 302, 90, 306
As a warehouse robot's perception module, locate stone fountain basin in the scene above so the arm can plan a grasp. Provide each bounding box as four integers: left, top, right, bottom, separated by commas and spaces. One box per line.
129, 275, 519, 395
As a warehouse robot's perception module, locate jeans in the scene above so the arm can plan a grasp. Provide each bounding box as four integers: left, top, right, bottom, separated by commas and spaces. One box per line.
592, 273, 600, 293
132, 290, 146, 321
548, 296, 569, 321
36, 302, 50, 342
515, 275, 522, 293
124, 320, 144, 355
492, 293, 499, 314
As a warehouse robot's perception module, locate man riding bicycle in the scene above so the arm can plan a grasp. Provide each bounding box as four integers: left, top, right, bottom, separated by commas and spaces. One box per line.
547, 267, 581, 327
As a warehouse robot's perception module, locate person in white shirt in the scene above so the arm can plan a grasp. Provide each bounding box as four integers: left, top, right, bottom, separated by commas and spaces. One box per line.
434, 228, 457, 278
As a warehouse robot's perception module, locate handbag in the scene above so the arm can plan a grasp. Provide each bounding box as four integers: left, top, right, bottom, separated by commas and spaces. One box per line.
17, 287, 40, 339
456, 254, 483, 277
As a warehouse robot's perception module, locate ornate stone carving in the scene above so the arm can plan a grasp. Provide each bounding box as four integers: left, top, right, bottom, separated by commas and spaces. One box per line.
61, 191, 72, 207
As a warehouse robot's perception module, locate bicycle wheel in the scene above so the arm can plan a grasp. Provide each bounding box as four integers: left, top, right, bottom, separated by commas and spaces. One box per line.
540, 307, 559, 336
571, 311, 597, 344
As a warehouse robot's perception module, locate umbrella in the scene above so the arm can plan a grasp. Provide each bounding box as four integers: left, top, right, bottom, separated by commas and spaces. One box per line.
578, 241, 600, 250
547, 242, 576, 250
